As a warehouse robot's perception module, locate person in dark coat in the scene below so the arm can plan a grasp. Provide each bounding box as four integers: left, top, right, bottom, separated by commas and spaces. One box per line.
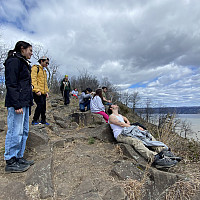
4, 41, 34, 173
60, 75, 71, 105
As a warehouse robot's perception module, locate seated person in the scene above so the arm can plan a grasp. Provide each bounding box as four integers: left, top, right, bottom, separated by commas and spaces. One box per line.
108, 104, 182, 169
71, 88, 79, 99
79, 88, 93, 112
90, 88, 109, 123
102, 86, 112, 105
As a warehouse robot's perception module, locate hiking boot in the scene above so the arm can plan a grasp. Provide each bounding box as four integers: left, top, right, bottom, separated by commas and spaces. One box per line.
40, 121, 49, 125
17, 158, 34, 166
5, 157, 30, 173
161, 149, 182, 162
32, 120, 39, 125
153, 155, 178, 169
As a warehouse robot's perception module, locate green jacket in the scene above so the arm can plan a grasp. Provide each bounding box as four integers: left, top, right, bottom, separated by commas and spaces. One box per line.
60, 78, 71, 91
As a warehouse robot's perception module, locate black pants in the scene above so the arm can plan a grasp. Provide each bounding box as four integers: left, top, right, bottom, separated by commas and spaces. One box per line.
64, 90, 70, 105
33, 93, 46, 122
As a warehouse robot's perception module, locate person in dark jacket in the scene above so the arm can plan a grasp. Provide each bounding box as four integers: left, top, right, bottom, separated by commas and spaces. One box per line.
60, 75, 71, 105
4, 41, 34, 173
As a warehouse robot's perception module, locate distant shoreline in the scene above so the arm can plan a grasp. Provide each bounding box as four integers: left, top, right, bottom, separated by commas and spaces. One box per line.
135, 106, 200, 114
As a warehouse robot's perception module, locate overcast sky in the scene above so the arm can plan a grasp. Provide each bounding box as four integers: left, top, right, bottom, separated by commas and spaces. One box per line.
0, 0, 200, 107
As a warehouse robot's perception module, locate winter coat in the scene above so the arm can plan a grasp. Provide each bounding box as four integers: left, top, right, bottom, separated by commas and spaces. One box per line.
60, 78, 71, 91
31, 65, 49, 94
4, 52, 33, 110
79, 92, 92, 104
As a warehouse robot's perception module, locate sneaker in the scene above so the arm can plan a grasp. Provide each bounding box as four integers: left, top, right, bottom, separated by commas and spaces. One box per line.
153, 155, 178, 169
17, 158, 34, 166
40, 121, 49, 125
161, 150, 182, 162
5, 157, 30, 173
32, 120, 39, 125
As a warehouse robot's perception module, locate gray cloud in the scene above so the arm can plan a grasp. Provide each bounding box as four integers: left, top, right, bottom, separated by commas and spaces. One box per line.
1, 0, 200, 106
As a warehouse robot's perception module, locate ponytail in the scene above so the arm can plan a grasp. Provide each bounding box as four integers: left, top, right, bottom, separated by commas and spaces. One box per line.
6, 41, 32, 59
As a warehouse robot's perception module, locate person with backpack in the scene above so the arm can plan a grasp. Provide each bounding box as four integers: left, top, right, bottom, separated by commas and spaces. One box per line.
60, 75, 71, 105
31, 56, 49, 125
4, 41, 34, 173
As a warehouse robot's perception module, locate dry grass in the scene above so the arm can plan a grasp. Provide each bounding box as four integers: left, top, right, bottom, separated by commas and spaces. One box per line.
164, 179, 200, 200
123, 179, 144, 200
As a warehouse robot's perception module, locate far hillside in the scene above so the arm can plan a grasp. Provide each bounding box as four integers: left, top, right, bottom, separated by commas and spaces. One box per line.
135, 106, 200, 114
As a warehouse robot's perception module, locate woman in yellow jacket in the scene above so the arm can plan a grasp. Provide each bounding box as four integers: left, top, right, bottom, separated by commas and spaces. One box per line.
31, 56, 49, 125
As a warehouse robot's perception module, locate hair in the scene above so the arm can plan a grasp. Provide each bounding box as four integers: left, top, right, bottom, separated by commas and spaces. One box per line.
102, 86, 107, 90
38, 58, 49, 64
7, 41, 32, 59
82, 88, 92, 93
93, 88, 103, 101
107, 105, 113, 115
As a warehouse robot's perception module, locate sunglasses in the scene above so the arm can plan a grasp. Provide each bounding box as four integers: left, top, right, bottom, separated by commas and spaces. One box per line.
45, 62, 49, 65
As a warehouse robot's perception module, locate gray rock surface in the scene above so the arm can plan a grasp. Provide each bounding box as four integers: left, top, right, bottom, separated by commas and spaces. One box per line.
26, 157, 54, 199
26, 127, 49, 149
0, 97, 194, 200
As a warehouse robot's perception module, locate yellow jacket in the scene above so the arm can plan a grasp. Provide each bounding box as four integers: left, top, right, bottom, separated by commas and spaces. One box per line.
31, 65, 49, 94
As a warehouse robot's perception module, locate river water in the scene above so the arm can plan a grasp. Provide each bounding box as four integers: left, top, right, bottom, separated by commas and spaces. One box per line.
142, 114, 200, 141
176, 114, 200, 140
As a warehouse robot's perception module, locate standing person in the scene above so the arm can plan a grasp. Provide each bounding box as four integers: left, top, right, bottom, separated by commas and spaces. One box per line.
79, 88, 93, 112
4, 41, 34, 173
60, 75, 71, 105
108, 105, 181, 169
102, 86, 112, 105
31, 56, 49, 125
90, 88, 109, 123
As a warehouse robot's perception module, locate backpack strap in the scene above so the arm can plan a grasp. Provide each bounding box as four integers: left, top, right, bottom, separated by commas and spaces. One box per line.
37, 65, 39, 74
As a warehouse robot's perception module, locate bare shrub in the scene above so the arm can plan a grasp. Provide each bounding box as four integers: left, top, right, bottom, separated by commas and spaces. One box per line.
70, 69, 100, 92
123, 179, 144, 200
163, 179, 200, 200
155, 114, 200, 162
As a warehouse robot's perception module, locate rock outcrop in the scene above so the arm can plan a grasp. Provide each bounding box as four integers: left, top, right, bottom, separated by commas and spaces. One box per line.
0, 96, 198, 200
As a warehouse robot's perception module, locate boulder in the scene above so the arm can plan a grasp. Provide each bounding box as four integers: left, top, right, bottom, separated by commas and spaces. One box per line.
111, 160, 182, 200
68, 179, 101, 200
25, 157, 54, 199
27, 127, 49, 149
70, 112, 105, 126
70, 121, 79, 129
103, 185, 127, 200
85, 124, 116, 143
55, 120, 69, 128
118, 143, 147, 165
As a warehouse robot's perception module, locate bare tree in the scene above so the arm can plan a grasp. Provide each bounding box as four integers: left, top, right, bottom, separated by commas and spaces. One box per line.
180, 119, 192, 138
70, 69, 100, 92
131, 92, 140, 113
144, 98, 153, 123
120, 91, 132, 106
0, 40, 9, 98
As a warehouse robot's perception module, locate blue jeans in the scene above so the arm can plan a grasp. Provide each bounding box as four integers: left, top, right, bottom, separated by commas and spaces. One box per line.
79, 100, 90, 112
4, 107, 29, 160
104, 102, 112, 106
